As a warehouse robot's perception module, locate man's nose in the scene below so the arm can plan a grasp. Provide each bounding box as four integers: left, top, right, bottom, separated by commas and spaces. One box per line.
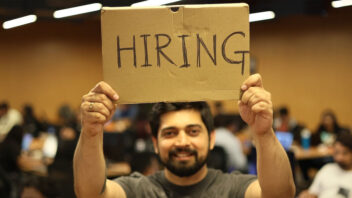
175, 131, 190, 146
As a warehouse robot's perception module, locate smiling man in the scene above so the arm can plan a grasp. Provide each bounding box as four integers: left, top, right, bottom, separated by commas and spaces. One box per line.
73, 74, 295, 198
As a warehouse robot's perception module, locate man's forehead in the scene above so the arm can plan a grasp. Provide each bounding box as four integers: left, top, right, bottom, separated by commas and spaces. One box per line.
159, 109, 205, 129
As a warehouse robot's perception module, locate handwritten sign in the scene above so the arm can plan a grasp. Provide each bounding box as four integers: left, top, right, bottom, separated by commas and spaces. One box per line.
101, 4, 250, 104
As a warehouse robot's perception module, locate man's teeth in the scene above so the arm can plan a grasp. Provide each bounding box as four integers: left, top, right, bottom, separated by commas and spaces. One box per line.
176, 153, 192, 157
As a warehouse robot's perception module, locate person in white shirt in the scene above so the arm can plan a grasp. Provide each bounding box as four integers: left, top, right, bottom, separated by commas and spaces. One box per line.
299, 132, 352, 198
214, 114, 247, 171
0, 102, 22, 142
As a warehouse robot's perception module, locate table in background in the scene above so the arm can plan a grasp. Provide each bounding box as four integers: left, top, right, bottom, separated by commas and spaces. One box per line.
292, 145, 333, 161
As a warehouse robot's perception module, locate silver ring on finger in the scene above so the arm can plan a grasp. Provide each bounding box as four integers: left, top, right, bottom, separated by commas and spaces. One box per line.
89, 102, 94, 111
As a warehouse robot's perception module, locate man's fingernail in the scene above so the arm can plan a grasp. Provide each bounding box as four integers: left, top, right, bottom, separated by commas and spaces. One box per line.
113, 94, 119, 100
241, 85, 247, 90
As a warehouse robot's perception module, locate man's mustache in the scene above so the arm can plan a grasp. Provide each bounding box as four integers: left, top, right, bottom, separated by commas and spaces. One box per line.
169, 147, 197, 156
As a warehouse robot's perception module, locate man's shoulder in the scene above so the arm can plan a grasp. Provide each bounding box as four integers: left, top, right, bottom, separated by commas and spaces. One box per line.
316, 163, 345, 177
320, 163, 340, 172
206, 168, 257, 197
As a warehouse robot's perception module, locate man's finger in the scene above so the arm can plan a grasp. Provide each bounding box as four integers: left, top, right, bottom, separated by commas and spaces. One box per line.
83, 93, 115, 113
86, 112, 108, 124
241, 87, 267, 105
241, 73, 263, 91
251, 101, 271, 114
84, 102, 110, 119
90, 81, 119, 101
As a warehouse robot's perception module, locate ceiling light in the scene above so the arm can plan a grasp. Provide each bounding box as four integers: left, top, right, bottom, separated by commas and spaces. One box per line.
53, 3, 102, 18
249, 11, 275, 23
2, 15, 37, 29
332, 0, 352, 8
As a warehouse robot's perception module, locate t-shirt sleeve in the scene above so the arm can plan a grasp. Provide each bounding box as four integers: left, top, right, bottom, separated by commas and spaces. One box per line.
114, 172, 144, 198
308, 165, 326, 195
230, 172, 257, 197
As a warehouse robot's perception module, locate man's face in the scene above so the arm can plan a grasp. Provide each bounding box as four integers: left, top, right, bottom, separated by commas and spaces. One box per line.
152, 109, 215, 177
333, 142, 352, 170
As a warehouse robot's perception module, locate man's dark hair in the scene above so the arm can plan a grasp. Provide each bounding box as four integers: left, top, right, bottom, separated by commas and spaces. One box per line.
336, 131, 352, 151
0, 102, 9, 110
149, 102, 214, 138
279, 107, 289, 116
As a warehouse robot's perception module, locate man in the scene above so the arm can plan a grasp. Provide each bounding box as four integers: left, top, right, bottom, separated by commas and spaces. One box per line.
73, 74, 295, 198
299, 132, 352, 198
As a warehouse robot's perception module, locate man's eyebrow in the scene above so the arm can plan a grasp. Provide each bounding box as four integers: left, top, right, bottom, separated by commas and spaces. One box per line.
160, 124, 202, 132
160, 126, 178, 132
186, 124, 202, 129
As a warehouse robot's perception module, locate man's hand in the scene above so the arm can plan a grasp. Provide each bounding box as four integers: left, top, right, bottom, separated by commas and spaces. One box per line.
238, 74, 273, 135
81, 81, 119, 137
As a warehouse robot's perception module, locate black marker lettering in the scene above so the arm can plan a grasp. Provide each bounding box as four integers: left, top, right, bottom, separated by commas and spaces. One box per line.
221, 32, 245, 64
155, 34, 176, 67
140, 34, 152, 67
197, 34, 216, 67
117, 35, 136, 68
234, 51, 249, 75
178, 35, 190, 68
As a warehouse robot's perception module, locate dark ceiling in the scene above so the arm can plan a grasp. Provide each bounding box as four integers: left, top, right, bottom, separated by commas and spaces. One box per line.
0, 0, 337, 21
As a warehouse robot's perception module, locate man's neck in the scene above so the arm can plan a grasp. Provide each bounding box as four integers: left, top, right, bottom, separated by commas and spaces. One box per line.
164, 165, 208, 186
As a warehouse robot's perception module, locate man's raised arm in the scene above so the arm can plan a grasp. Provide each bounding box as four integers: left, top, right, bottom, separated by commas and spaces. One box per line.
239, 74, 295, 198
73, 82, 126, 198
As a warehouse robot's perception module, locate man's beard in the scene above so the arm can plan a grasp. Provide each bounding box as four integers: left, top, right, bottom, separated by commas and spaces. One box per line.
158, 147, 208, 177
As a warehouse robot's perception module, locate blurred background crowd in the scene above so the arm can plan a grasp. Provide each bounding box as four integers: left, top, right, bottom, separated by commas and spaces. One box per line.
0, 100, 351, 197
1, 0, 352, 197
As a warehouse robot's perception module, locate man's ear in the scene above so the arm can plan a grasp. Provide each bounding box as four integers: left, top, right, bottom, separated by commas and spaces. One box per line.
209, 130, 216, 150
152, 136, 159, 154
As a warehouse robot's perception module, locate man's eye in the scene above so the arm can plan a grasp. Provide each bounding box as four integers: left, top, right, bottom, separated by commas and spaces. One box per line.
188, 129, 200, 136
163, 131, 176, 137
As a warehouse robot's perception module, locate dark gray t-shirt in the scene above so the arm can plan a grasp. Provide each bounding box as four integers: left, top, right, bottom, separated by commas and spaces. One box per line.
114, 168, 257, 198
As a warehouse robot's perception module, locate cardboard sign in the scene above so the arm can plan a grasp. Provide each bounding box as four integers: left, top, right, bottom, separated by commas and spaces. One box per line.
101, 4, 250, 104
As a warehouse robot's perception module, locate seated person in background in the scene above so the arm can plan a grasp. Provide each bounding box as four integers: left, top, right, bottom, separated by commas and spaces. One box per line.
106, 104, 139, 132
19, 175, 60, 198
22, 104, 44, 138
214, 114, 247, 172
311, 110, 349, 146
73, 74, 295, 198
48, 126, 78, 198
0, 102, 23, 142
299, 132, 352, 198
58, 104, 80, 132
273, 106, 306, 144
273, 106, 297, 132
0, 125, 24, 176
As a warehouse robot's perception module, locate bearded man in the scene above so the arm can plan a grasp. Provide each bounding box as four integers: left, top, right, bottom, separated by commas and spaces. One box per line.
73, 74, 295, 198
